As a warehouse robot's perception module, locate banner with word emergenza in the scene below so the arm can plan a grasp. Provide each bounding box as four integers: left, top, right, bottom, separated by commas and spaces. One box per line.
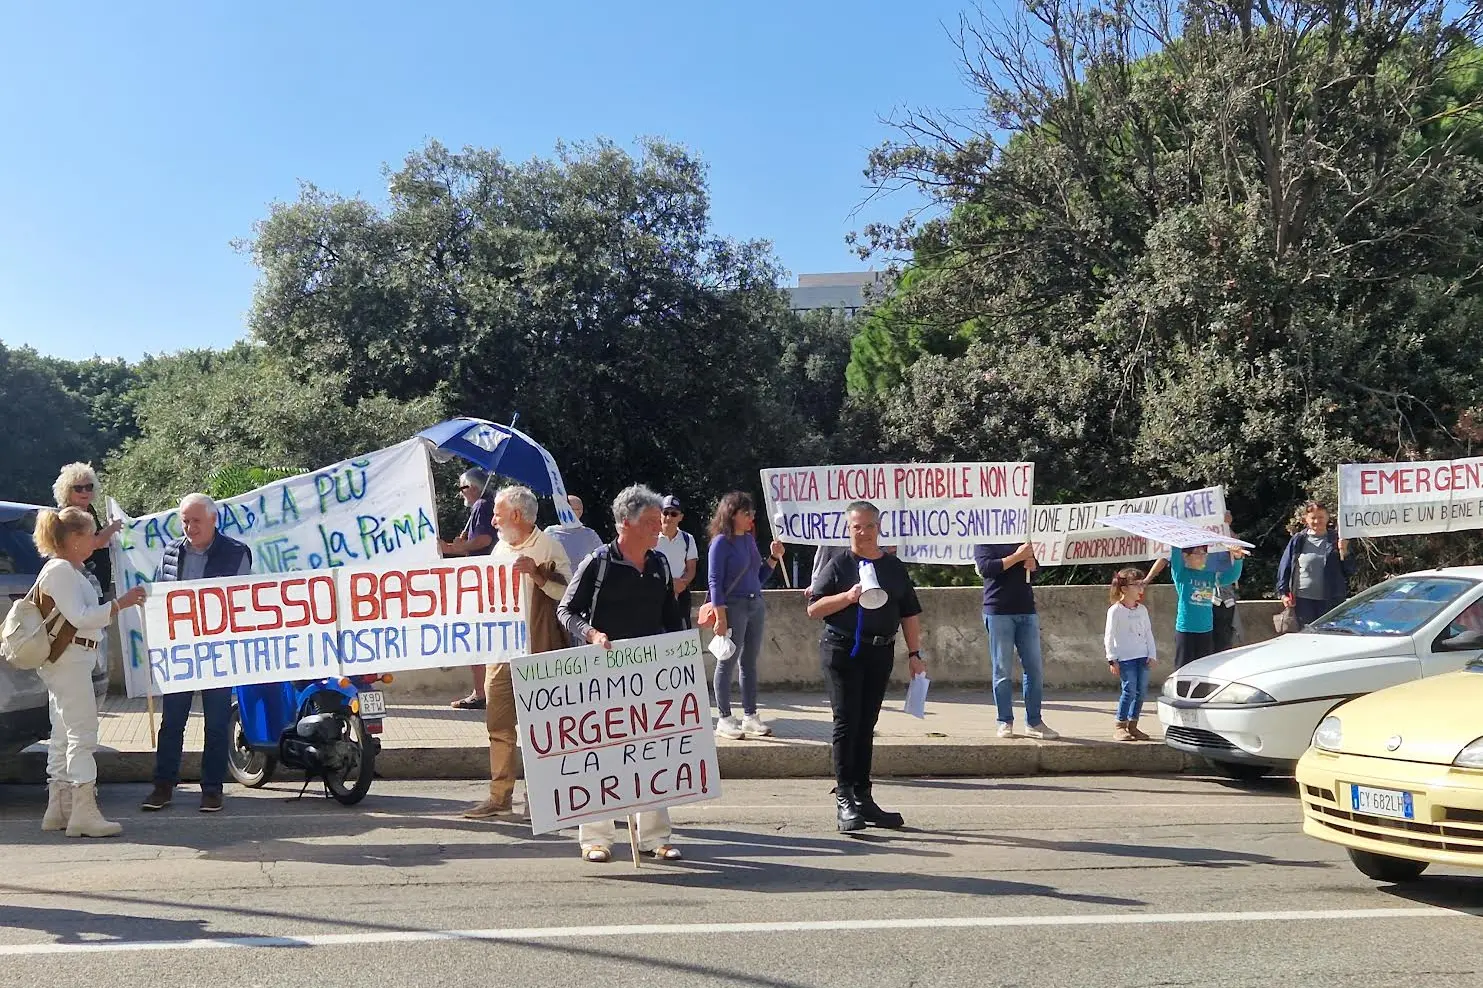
762, 463, 1034, 547
897, 486, 1227, 567
1339, 458, 1483, 538
110, 439, 440, 697
513, 630, 719, 834
142, 560, 527, 694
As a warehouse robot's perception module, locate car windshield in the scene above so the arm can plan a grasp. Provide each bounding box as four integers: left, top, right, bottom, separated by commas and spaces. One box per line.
1309, 576, 1478, 638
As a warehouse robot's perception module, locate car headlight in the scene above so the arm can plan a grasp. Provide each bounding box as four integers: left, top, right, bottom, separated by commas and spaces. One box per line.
1162, 677, 1179, 698
1210, 682, 1277, 705
1313, 716, 1342, 752
1454, 738, 1483, 769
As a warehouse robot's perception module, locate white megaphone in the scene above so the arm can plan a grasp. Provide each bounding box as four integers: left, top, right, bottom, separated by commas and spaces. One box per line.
857, 559, 887, 610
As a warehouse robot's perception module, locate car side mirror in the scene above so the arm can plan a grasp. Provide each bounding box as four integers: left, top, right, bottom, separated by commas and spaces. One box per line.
1439, 628, 1483, 652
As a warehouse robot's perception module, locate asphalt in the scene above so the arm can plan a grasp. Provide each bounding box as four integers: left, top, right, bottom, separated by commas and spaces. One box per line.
1, 775, 1480, 987
0, 690, 1197, 783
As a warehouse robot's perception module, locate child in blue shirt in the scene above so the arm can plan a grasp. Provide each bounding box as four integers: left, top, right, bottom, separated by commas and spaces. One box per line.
1169, 545, 1247, 668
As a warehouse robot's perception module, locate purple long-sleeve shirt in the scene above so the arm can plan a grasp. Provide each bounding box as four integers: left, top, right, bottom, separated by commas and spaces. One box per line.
708, 533, 775, 606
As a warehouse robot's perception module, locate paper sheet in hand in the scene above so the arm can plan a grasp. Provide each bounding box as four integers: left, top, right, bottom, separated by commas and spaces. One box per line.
1097, 513, 1253, 550
903, 673, 930, 719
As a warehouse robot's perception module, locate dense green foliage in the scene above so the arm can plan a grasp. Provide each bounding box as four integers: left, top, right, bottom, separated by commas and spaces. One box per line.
851, 0, 1483, 585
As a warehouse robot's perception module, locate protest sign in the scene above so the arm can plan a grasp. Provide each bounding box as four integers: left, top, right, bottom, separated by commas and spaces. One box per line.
141, 559, 526, 694
1338, 458, 1483, 538
762, 462, 1034, 547
336, 559, 528, 678
898, 486, 1228, 567
109, 440, 440, 698
513, 630, 719, 835
1098, 513, 1253, 550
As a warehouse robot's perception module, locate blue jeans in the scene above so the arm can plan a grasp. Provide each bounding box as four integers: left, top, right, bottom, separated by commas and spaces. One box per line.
1116, 658, 1150, 722
714, 594, 765, 718
153, 687, 232, 793
985, 612, 1044, 726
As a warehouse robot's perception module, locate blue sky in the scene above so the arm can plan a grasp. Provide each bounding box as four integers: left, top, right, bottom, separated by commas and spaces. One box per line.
0, 0, 976, 361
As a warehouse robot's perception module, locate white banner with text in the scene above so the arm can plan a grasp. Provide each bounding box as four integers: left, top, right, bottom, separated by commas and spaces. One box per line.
110, 440, 440, 697
141, 559, 527, 694
762, 463, 1034, 547
513, 630, 720, 834
1338, 458, 1483, 538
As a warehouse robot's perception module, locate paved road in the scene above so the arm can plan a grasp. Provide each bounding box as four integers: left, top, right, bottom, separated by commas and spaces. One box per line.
1, 774, 1479, 987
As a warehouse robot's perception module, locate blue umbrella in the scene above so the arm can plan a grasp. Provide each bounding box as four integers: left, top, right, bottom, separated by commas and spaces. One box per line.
416, 417, 576, 526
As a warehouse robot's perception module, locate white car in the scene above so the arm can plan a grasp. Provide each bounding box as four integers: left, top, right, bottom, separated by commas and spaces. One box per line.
1158, 568, 1483, 780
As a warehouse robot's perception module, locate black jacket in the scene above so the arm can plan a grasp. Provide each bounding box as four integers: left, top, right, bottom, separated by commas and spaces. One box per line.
557, 540, 685, 643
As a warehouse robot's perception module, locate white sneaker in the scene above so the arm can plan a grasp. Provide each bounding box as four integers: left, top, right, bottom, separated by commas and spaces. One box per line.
996, 723, 1014, 739
740, 714, 773, 738
1026, 722, 1060, 740
715, 716, 745, 740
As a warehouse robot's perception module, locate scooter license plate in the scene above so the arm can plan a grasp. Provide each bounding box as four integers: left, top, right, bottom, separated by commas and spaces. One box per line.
359, 691, 386, 717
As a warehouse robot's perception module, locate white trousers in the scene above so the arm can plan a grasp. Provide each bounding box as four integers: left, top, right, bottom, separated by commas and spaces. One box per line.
37, 646, 100, 786
578, 810, 673, 852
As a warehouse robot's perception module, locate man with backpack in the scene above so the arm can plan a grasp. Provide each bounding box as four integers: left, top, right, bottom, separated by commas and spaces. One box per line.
656, 495, 699, 629
557, 484, 687, 863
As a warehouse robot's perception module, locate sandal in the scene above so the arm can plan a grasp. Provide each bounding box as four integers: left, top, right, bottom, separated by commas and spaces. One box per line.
582, 845, 611, 863
645, 845, 683, 861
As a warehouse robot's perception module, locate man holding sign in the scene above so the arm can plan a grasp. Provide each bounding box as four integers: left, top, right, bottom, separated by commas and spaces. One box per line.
141, 494, 252, 814
557, 484, 687, 862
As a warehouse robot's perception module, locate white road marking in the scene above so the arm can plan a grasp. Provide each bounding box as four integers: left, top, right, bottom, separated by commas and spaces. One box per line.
0, 907, 1462, 956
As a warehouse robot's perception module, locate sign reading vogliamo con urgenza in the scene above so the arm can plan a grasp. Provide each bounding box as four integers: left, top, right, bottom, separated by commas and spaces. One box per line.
513, 630, 719, 835
761, 462, 1034, 546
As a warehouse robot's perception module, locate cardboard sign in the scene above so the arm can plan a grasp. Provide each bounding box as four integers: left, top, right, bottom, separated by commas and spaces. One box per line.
513, 630, 720, 834
110, 440, 440, 697
1339, 458, 1483, 538
141, 559, 527, 694
898, 486, 1228, 567
1098, 513, 1253, 550
762, 462, 1034, 546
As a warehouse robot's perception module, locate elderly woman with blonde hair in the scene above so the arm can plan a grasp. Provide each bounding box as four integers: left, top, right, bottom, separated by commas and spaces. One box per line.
31, 507, 146, 837
52, 463, 123, 599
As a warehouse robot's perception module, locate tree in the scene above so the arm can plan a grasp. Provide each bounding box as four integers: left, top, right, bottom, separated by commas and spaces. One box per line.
245, 138, 837, 520
857, 0, 1483, 583
103, 344, 445, 514
0, 342, 100, 505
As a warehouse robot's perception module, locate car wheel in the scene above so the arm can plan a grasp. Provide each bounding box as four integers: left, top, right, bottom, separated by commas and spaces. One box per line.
1209, 760, 1272, 782
1347, 848, 1429, 883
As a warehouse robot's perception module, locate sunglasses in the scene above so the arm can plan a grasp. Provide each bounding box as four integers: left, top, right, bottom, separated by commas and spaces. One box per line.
663, 511, 681, 517
72, 484, 95, 493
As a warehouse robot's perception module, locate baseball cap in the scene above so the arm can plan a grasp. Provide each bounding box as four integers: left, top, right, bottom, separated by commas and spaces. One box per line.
661, 495, 682, 512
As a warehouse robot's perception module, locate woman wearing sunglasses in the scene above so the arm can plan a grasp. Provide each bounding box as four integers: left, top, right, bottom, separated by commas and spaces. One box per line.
52, 463, 123, 600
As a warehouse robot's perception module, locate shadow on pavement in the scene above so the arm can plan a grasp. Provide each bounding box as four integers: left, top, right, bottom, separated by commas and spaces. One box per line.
913, 828, 1329, 871
1379, 874, 1483, 914
0, 904, 251, 945
593, 825, 1146, 907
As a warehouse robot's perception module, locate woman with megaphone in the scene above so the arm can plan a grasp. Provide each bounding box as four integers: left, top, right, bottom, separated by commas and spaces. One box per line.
806, 500, 927, 833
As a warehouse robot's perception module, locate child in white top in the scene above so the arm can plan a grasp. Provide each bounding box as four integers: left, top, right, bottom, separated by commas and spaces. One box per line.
1104, 567, 1157, 742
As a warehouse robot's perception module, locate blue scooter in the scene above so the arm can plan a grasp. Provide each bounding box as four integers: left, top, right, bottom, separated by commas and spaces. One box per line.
227, 675, 389, 805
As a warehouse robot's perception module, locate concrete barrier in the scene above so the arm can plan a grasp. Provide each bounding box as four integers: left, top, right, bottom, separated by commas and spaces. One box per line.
284, 585, 1281, 699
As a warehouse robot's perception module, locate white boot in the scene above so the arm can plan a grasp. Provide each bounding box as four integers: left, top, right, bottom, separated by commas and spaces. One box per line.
66, 783, 122, 838
41, 781, 72, 832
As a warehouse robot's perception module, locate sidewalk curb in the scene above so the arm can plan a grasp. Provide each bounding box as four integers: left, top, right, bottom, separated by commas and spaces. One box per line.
0, 739, 1197, 785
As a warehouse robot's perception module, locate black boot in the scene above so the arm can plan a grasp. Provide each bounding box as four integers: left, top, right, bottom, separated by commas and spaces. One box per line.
834, 785, 866, 833
855, 783, 905, 829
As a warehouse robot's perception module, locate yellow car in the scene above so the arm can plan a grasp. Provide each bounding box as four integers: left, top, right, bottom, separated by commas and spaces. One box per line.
1296, 660, 1483, 883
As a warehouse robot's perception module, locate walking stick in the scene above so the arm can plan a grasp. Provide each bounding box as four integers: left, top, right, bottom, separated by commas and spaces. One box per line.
627, 814, 643, 870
